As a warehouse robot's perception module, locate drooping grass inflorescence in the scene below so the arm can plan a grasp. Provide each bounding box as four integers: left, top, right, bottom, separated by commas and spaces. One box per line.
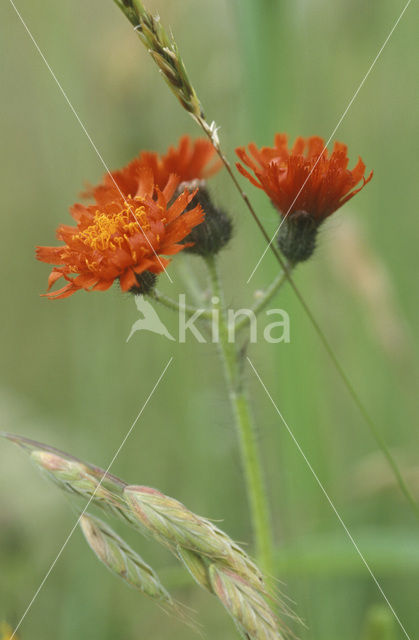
3, 433, 284, 639
124, 485, 265, 591
125, 485, 285, 639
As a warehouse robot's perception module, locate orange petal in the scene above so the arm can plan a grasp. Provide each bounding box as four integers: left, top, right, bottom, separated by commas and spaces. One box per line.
42, 283, 77, 299
235, 162, 262, 189
47, 270, 64, 290
119, 269, 137, 291
92, 279, 114, 292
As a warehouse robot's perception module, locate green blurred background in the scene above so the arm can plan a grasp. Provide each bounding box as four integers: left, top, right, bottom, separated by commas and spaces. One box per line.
0, 0, 418, 638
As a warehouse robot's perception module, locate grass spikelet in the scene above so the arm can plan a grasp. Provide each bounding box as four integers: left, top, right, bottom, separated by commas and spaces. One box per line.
209, 565, 283, 640
124, 485, 264, 589
176, 545, 213, 591
79, 513, 176, 611
0, 433, 134, 525
124, 486, 283, 637
29, 450, 133, 523
114, 0, 203, 119
0, 432, 126, 495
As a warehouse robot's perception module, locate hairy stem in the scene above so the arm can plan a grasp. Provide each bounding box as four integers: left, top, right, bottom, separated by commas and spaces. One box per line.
152, 290, 212, 320
205, 255, 274, 575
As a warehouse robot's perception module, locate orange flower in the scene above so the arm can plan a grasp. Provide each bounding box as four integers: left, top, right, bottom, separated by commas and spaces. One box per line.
236, 134, 373, 221
90, 135, 222, 204
36, 170, 203, 299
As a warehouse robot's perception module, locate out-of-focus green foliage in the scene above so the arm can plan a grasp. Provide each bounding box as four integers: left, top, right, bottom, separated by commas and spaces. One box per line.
0, 0, 418, 638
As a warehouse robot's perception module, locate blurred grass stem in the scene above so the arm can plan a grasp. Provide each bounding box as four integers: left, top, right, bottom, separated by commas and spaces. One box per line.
236, 0, 288, 137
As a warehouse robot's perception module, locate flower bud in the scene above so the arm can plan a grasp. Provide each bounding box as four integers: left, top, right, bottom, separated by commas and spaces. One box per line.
277, 210, 318, 263
180, 183, 232, 256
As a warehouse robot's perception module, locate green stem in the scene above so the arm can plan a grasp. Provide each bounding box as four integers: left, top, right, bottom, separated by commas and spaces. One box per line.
235, 268, 289, 333
205, 255, 274, 575
151, 290, 212, 320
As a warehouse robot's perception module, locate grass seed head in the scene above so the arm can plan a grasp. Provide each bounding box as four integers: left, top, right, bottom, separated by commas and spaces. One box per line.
29, 450, 132, 524
115, 0, 204, 119
80, 514, 173, 604
176, 545, 213, 592
124, 485, 264, 589
209, 565, 283, 640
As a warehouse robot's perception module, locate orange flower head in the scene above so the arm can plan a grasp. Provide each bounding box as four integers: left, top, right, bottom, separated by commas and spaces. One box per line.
236, 134, 373, 220
84, 136, 232, 258
236, 134, 373, 262
36, 170, 204, 299
90, 135, 222, 204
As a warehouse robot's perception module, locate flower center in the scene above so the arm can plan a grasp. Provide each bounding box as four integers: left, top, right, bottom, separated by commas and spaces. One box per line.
73, 202, 150, 251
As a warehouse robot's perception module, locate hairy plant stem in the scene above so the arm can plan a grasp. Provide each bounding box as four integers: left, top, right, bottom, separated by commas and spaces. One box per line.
152, 290, 212, 320
234, 268, 290, 333
205, 255, 274, 576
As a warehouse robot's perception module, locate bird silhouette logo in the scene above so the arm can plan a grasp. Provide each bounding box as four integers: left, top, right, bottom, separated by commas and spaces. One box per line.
126, 296, 176, 342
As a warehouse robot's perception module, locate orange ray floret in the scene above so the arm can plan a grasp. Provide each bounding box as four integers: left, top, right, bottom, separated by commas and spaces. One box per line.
88, 135, 222, 205
36, 171, 204, 299
236, 134, 373, 221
